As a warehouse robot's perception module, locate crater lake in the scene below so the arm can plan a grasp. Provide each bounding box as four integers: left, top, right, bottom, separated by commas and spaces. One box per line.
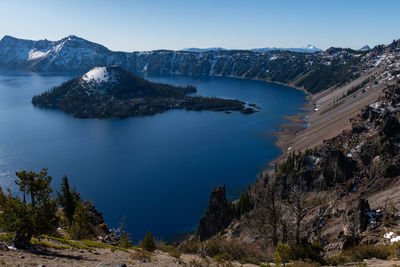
0, 70, 307, 241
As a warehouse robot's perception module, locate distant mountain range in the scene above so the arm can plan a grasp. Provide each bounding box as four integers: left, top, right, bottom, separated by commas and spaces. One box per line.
0, 35, 396, 94
250, 44, 322, 53
182, 45, 322, 53
181, 47, 228, 52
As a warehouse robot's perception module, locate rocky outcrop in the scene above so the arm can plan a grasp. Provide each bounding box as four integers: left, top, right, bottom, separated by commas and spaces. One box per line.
197, 185, 234, 241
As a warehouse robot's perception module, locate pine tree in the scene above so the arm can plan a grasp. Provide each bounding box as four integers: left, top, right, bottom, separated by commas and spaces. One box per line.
68, 200, 93, 240
142, 231, 156, 252
120, 231, 132, 248
57, 175, 76, 225
0, 168, 58, 248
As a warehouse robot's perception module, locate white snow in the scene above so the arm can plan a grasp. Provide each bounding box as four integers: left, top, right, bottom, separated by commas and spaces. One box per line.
384, 232, 400, 243
28, 49, 47, 60
82, 67, 114, 83
384, 232, 394, 239
370, 102, 381, 109
7, 244, 16, 250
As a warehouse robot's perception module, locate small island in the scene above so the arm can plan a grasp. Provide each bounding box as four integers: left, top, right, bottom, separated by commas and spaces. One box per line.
32, 66, 256, 118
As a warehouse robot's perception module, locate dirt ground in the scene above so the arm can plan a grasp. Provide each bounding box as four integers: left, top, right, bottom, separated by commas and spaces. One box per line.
273, 69, 386, 164
0, 245, 260, 267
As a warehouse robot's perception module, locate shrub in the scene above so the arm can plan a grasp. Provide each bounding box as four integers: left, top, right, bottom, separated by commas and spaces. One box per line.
199, 239, 262, 264
119, 231, 133, 248
68, 200, 94, 240
325, 254, 348, 266
142, 231, 156, 252
275, 243, 291, 267
132, 250, 152, 262
344, 244, 390, 261
179, 240, 200, 254
289, 241, 324, 264
326, 244, 391, 265
168, 247, 182, 258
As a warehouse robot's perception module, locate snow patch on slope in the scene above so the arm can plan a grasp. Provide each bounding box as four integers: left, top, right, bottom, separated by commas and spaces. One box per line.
82, 67, 115, 83
28, 49, 48, 60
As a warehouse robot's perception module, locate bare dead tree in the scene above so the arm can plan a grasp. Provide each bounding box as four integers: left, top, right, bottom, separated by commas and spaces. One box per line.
254, 174, 281, 247
290, 185, 306, 245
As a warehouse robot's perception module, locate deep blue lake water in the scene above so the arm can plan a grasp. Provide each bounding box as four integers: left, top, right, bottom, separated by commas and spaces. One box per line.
0, 70, 306, 242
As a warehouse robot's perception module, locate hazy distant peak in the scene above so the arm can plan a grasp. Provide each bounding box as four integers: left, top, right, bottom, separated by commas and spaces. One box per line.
181, 47, 228, 52
359, 45, 372, 51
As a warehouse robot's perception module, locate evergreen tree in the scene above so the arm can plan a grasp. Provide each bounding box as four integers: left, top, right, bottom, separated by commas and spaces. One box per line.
0, 186, 7, 207
142, 231, 156, 252
68, 200, 93, 240
119, 231, 132, 248
57, 175, 76, 225
0, 168, 58, 248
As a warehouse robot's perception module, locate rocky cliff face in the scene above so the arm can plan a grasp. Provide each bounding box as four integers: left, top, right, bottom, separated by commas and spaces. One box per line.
197, 185, 234, 241
2, 35, 398, 94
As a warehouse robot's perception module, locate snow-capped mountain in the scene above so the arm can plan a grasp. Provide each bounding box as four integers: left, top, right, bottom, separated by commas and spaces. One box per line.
359, 45, 372, 51
0, 35, 131, 71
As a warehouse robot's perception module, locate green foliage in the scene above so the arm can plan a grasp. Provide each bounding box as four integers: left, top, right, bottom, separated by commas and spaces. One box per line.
279, 151, 296, 174
178, 239, 200, 254
142, 231, 156, 252
168, 247, 182, 258
326, 244, 391, 265
120, 231, 133, 248
199, 239, 262, 264
0, 186, 7, 207
345, 244, 390, 261
68, 200, 94, 240
233, 191, 252, 217
31, 238, 70, 249
57, 175, 78, 225
289, 241, 324, 264
132, 249, 152, 262
275, 243, 291, 266
15, 168, 52, 206
0, 169, 58, 248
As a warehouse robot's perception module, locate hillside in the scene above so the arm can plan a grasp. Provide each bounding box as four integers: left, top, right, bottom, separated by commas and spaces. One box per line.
32, 66, 254, 118
192, 41, 400, 264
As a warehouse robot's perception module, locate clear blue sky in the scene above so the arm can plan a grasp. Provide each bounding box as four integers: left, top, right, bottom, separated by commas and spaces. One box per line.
1, 0, 399, 51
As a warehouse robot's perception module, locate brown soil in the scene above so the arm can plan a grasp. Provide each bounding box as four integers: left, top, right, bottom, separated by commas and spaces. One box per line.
273, 68, 386, 164
0, 245, 260, 266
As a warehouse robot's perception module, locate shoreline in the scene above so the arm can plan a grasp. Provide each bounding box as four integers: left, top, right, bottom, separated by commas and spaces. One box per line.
269, 92, 314, 166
